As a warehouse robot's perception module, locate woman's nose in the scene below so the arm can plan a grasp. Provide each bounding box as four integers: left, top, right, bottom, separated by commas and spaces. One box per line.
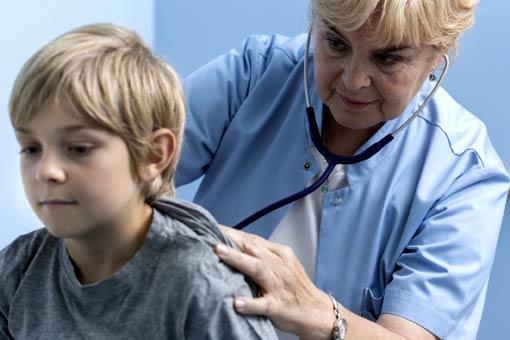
35, 152, 66, 184
340, 59, 371, 92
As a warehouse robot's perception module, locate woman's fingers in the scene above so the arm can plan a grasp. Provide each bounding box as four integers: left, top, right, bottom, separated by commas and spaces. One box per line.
233, 295, 278, 316
218, 225, 242, 246
219, 225, 282, 254
216, 224, 329, 337
214, 243, 276, 288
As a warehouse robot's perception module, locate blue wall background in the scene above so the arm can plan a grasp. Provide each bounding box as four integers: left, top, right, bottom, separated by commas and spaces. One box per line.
0, 1, 507, 339
155, 1, 509, 339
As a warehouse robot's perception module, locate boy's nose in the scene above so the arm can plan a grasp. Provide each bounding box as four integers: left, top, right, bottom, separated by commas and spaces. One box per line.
36, 154, 66, 184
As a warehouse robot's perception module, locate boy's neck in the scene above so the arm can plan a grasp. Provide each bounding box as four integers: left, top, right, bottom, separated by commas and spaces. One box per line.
64, 203, 154, 285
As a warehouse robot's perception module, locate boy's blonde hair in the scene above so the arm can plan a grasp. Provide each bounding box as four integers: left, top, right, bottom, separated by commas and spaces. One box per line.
9, 23, 185, 201
312, 0, 479, 55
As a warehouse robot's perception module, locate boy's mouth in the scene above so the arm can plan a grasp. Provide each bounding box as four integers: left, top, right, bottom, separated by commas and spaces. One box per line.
39, 199, 77, 206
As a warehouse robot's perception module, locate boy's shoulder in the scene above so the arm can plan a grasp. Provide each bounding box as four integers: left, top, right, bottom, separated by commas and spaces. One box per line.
150, 197, 253, 292
147, 198, 277, 339
0, 229, 55, 304
0, 229, 53, 274
151, 197, 233, 248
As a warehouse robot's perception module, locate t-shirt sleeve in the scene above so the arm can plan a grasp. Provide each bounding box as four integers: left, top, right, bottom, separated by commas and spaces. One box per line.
0, 244, 15, 339
381, 165, 509, 339
176, 35, 269, 186
0, 232, 41, 340
180, 247, 278, 340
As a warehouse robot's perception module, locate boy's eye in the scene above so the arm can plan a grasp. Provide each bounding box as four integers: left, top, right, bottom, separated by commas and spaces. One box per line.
19, 146, 41, 155
68, 144, 95, 155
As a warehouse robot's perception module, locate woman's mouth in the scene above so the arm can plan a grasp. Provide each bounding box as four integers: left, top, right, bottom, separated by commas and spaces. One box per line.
338, 94, 374, 110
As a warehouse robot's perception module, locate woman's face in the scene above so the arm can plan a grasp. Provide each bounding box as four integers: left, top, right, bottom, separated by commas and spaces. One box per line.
313, 19, 441, 131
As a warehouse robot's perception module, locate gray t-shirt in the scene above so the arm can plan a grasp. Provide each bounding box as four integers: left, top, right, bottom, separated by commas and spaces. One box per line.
0, 198, 277, 339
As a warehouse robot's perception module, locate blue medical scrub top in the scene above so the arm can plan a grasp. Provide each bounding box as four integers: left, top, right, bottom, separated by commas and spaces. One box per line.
176, 34, 510, 339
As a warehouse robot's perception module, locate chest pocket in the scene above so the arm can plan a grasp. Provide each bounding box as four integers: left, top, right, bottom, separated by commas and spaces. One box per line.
361, 287, 384, 322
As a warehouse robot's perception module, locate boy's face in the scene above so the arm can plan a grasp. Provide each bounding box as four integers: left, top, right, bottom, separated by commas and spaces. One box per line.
14, 100, 146, 239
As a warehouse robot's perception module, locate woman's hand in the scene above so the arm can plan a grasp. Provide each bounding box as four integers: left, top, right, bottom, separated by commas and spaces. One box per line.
214, 226, 335, 339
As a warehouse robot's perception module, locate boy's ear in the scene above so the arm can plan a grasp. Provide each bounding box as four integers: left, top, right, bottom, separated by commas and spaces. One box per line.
139, 128, 177, 182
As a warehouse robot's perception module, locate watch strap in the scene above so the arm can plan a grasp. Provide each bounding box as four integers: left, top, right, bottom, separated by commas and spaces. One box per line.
328, 292, 347, 340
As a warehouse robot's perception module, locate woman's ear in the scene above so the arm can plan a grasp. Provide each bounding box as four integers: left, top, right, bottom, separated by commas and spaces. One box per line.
139, 128, 177, 182
431, 51, 446, 73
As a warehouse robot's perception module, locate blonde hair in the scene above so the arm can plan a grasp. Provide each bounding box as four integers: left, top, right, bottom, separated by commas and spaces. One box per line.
312, 0, 479, 55
9, 23, 185, 201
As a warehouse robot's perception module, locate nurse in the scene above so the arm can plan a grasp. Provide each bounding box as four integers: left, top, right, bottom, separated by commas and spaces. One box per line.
176, 0, 510, 339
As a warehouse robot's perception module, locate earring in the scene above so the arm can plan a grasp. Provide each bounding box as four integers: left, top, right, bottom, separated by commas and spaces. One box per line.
429, 74, 437, 81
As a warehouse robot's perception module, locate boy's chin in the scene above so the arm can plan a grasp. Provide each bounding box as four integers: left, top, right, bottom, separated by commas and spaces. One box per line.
43, 222, 87, 240
44, 224, 71, 239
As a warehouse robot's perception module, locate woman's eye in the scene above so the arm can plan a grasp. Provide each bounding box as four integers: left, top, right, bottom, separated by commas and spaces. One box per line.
375, 52, 401, 66
326, 34, 348, 52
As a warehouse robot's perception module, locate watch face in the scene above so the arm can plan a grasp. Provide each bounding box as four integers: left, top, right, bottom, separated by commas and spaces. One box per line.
334, 318, 347, 340
339, 318, 347, 338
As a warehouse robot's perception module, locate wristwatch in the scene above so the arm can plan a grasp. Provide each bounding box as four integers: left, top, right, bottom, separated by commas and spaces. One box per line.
328, 293, 348, 340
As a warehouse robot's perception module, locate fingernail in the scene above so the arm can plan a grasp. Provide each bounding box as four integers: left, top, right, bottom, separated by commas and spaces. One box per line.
215, 244, 229, 256
235, 298, 246, 311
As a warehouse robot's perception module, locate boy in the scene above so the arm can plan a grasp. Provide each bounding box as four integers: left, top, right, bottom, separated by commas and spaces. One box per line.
0, 23, 277, 339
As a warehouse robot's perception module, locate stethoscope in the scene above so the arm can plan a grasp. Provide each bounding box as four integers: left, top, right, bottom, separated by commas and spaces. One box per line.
233, 26, 449, 230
